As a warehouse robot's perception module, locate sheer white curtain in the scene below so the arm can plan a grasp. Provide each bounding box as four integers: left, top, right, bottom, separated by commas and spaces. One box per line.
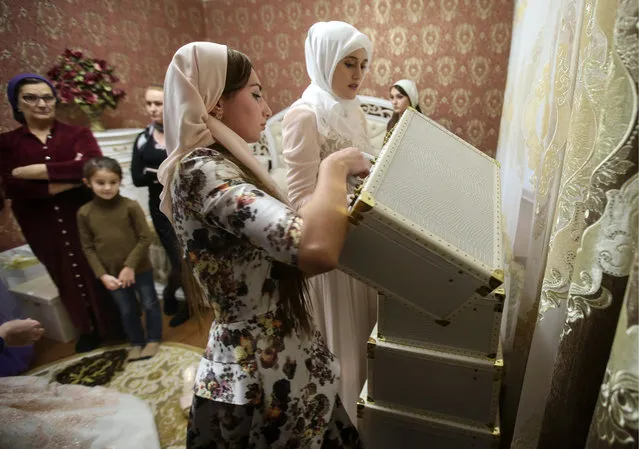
497, 0, 585, 441
496, 0, 638, 446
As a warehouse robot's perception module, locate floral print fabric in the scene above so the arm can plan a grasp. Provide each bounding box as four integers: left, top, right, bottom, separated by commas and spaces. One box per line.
172, 148, 360, 448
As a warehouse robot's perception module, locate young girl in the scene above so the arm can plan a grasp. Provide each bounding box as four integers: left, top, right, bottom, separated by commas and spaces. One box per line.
157, 42, 367, 448
131, 84, 190, 328
282, 21, 377, 421
78, 157, 162, 361
386, 79, 421, 133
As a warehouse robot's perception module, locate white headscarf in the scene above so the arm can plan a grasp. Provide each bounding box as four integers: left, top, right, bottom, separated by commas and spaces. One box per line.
157, 42, 282, 219
393, 79, 419, 108
292, 21, 373, 150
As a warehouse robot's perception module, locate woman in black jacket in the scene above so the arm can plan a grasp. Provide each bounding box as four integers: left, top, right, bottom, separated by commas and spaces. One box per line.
131, 84, 189, 327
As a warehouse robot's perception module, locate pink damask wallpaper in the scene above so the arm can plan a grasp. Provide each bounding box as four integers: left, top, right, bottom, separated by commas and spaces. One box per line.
202, 0, 513, 156
0, 0, 204, 134
0, 0, 512, 252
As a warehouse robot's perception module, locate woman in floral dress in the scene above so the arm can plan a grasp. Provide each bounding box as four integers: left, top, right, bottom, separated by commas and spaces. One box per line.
157, 42, 369, 448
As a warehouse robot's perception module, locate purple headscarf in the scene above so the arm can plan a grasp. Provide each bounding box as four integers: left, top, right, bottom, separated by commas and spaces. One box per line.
6, 73, 57, 123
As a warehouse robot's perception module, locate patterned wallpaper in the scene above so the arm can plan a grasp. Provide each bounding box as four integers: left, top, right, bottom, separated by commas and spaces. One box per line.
0, 0, 203, 252
0, 0, 512, 252
202, 0, 514, 156
0, 0, 204, 134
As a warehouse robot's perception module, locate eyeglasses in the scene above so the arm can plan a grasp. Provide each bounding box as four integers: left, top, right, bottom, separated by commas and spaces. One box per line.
20, 94, 56, 105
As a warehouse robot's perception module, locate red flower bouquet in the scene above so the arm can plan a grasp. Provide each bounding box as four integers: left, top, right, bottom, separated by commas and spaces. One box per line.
47, 49, 126, 109
47, 49, 126, 130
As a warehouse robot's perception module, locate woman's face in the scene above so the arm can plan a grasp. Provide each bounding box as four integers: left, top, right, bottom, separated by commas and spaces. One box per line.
18, 82, 56, 123
219, 69, 272, 143
389, 87, 410, 115
331, 48, 368, 100
145, 88, 164, 124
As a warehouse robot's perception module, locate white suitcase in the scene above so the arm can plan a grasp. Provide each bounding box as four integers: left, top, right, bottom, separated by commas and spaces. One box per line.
0, 244, 47, 288
367, 325, 502, 427
9, 274, 77, 343
358, 381, 500, 449
377, 287, 505, 358
340, 108, 504, 320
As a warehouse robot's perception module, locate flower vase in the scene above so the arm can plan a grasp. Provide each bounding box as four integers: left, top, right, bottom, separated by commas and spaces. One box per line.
80, 106, 106, 132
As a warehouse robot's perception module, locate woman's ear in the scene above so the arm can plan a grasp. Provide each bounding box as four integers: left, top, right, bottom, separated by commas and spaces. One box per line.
212, 100, 224, 120
82, 178, 91, 188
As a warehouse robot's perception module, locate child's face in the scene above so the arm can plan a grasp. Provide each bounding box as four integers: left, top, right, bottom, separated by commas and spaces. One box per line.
85, 169, 121, 200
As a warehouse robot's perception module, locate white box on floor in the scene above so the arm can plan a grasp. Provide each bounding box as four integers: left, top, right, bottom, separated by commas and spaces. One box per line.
377, 288, 504, 358
367, 325, 501, 427
9, 274, 77, 343
0, 244, 46, 288
357, 381, 500, 449
339, 108, 504, 320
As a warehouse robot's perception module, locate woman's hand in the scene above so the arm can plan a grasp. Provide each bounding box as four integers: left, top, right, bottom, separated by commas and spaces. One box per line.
0, 319, 45, 346
296, 147, 370, 276
11, 164, 48, 180
323, 147, 371, 179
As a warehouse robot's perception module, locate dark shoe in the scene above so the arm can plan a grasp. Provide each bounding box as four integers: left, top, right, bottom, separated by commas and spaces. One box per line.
75, 332, 101, 353
163, 293, 178, 316
169, 303, 190, 327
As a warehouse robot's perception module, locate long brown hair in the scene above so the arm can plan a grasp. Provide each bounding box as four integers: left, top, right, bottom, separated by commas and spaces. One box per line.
386, 84, 422, 133
181, 49, 312, 336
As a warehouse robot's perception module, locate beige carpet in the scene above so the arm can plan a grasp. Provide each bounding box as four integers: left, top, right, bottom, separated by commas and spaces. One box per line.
28, 342, 202, 449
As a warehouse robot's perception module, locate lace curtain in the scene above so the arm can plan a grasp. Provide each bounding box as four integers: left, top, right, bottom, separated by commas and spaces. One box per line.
495, 0, 638, 446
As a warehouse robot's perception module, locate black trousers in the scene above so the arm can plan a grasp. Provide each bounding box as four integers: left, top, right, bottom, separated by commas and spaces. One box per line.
148, 188, 182, 296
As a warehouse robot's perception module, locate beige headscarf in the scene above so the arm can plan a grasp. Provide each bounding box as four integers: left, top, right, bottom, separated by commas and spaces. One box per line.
157, 42, 282, 219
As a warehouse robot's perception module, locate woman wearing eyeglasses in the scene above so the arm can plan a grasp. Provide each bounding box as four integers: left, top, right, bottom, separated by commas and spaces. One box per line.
0, 73, 115, 353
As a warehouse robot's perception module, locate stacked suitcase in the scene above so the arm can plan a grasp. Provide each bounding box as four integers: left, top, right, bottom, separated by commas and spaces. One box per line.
339, 108, 504, 448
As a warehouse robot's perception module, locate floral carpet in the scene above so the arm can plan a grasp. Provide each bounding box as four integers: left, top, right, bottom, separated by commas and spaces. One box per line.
29, 342, 202, 449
